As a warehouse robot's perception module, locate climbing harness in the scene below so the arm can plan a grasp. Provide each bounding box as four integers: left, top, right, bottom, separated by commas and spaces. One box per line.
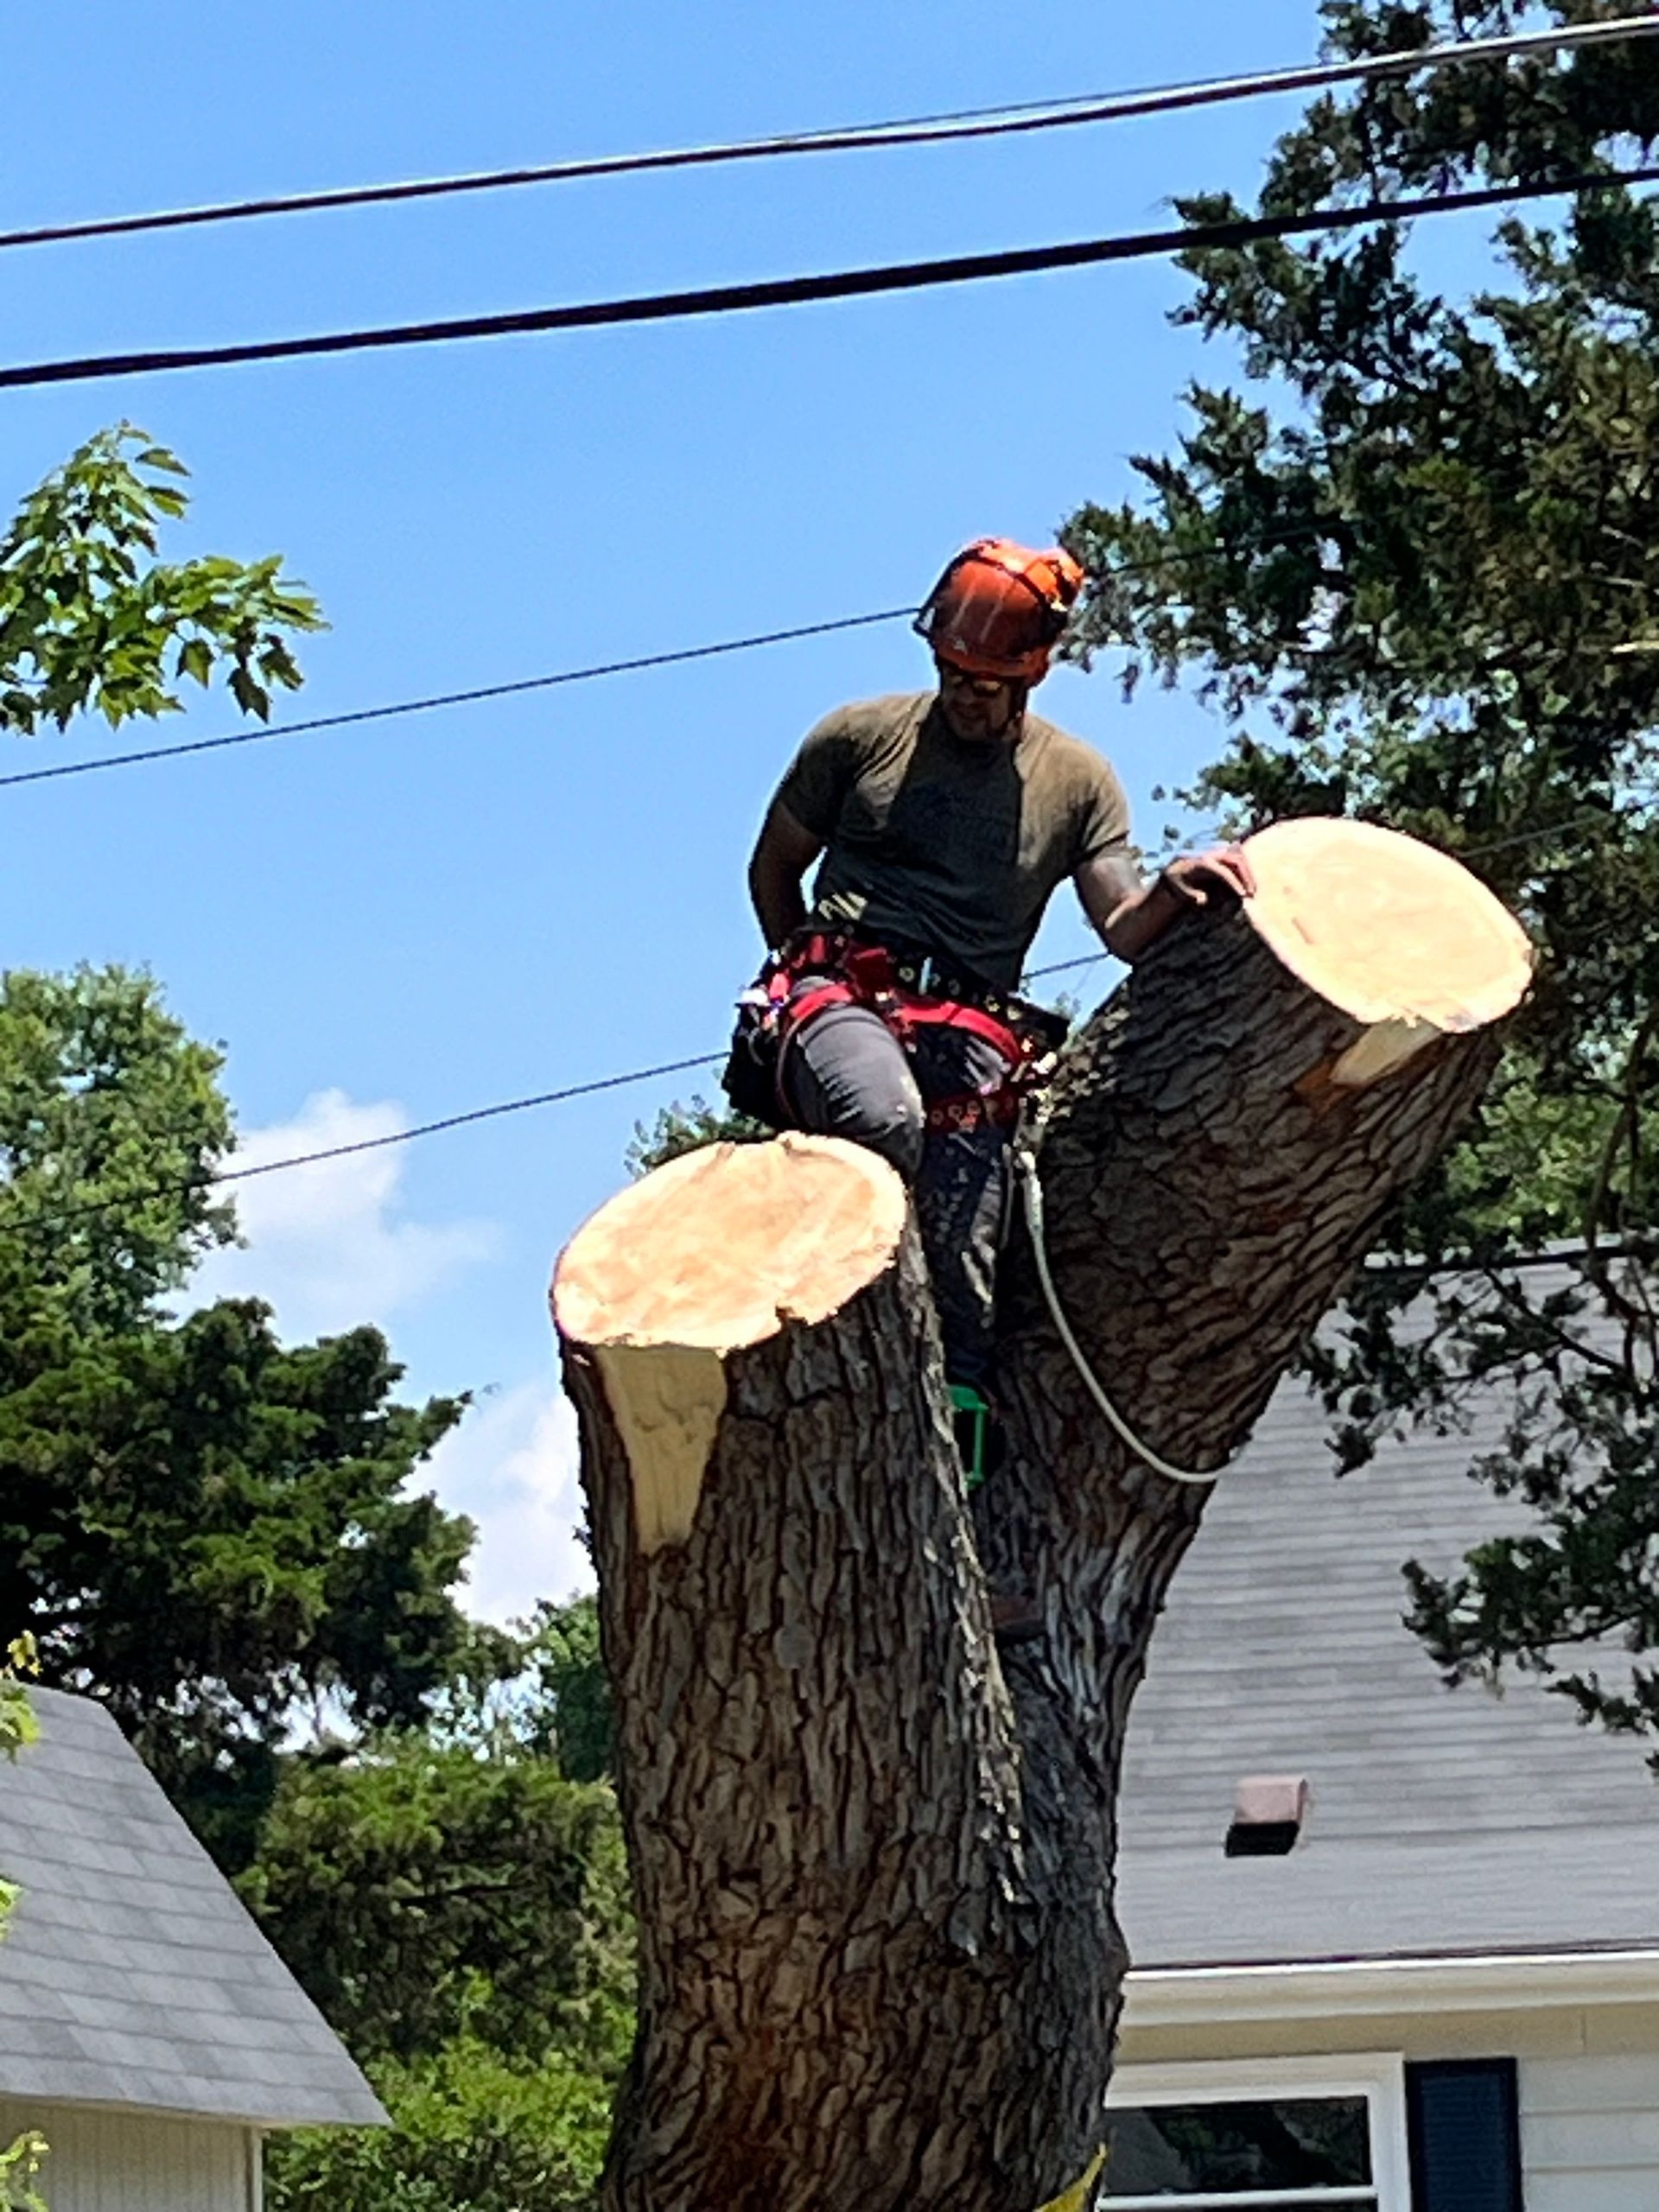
1014, 1138, 1219, 1488
724, 929, 1067, 1131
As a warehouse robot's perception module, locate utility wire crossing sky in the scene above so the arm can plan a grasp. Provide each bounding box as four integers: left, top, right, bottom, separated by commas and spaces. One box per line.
3, 13, 1652, 254
4, 164, 1659, 391
0, 531, 1346, 794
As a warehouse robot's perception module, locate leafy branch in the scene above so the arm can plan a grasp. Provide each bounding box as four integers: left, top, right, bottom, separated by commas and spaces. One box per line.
0, 423, 325, 734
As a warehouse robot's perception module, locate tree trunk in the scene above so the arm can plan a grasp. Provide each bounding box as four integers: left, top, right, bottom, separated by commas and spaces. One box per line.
552, 818, 1530, 2212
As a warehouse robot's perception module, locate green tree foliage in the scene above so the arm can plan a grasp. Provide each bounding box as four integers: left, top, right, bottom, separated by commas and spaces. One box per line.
1064, 2, 1659, 1751
0, 965, 474, 1870
1, 424, 323, 734
252, 1704, 633, 2212
513, 1598, 614, 1784
0, 1635, 37, 1769
626, 1092, 766, 1177
0, 2132, 45, 2212
266, 2036, 617, 2212
244, 1730, 632, 2066
0, 963, 233, 1326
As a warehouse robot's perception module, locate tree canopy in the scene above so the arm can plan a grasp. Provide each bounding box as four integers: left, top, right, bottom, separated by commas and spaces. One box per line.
245, 1713, 630, 2068
1064, 0, 1659, 1754
0, 963, 478, 1867
254, 1623, 632, 2212
0, 963, 627, 2205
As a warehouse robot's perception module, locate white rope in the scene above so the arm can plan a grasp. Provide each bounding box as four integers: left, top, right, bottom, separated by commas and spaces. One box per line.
1014, 1145, 1220, 1485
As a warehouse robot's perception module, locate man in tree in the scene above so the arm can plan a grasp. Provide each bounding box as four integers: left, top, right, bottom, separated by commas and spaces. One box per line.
736, 536, 1251, 1406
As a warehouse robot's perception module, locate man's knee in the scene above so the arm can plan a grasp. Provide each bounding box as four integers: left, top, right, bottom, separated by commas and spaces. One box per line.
781, 1006, 925, 1181
848, 1082, 925, 1181
801, 1052, 925, 1181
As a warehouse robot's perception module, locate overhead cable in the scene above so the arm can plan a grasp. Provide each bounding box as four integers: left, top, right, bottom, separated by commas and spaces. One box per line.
5, 963, 1121, 1232
0, 526, 1345, 794
205, 1054, 722, 1186
6, 1010, 1653, 1297
3, 162, 1657, 393
4, 17, 1655, 257
0, 608, 912, 791
10, 1054, 723, 1237
0, 955, 1113, 1240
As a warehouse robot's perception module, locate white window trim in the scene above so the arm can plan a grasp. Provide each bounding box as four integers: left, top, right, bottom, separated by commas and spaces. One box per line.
1103, 2050, 1410, 2212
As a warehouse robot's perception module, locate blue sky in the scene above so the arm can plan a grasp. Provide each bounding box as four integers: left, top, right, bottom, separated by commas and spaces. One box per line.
2, 0, 1471, 1616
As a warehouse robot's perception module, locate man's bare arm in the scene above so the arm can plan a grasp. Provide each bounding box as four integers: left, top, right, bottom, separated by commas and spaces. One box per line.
748, 799, 825, 950
1076, 846, 1256, 964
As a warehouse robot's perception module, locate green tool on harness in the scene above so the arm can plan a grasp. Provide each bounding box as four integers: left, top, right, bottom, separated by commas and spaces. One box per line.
950, 1382, 991, 1491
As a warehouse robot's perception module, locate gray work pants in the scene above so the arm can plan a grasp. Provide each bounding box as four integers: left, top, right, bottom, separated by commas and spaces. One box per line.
779, 991, 1014, 1389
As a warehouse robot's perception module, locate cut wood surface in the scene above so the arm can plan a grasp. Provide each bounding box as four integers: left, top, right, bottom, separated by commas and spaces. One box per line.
556, 1137, 908, 1553
556, 1132, 908, 1354
551, 817, 1530, 2212
1247, 814, 1532, 1032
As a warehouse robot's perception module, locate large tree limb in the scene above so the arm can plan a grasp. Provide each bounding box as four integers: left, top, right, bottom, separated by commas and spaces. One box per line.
552, 817, 1530, 2212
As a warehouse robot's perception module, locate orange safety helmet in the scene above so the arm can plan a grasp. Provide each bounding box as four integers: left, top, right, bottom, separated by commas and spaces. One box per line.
913, 537, 1085, 684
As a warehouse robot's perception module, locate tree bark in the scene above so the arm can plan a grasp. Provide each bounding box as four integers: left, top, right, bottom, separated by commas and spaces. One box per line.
552, 817, 1531, 2212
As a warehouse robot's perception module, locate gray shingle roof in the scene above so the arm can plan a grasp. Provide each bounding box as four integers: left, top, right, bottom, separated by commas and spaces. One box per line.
0, 1688, 385, 2127
1119, 1370, 1659, 1968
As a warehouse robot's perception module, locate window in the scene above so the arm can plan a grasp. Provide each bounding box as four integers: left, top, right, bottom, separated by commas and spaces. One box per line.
1103, 2054, 1409, 2212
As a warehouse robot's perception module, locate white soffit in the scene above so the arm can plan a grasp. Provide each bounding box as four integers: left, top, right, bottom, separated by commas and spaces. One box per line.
1123, 1948, 1659, 2028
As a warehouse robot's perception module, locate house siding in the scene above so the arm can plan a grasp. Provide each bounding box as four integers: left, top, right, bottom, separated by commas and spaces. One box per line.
1521, 2053, 1659, 2212
0, 2099, 254, 2211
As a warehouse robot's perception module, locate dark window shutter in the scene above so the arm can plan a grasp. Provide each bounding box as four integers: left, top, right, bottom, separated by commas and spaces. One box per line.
1407, 2059, 1523, 2212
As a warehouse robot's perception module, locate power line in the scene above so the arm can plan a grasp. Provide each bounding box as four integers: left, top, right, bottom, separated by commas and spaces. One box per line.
3, 162, 1656, 394
218, 1055, 722, 1184
3, 956, 1120, 1234
5, 16, 1653, 256
0, 608, 912, 792
0, 525, 1342, 794
0, 524, 1646, 810
8, 1054, 723, 1238
1460, 805, 1656, 861
1365, 1241, 1655, 1280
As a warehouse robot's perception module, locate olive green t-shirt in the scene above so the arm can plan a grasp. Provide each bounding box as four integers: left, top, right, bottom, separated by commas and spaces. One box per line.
773, 691, 1131, 990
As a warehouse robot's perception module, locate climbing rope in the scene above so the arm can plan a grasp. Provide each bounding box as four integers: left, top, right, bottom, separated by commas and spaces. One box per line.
1014, 1142, 1221, 1487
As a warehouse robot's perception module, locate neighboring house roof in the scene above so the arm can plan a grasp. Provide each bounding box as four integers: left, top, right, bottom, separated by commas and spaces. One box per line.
0, 1687, 385, 2128
1119, 1369, 1659, 1972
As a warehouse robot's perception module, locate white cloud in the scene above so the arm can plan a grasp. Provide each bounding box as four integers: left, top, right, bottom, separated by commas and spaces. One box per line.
427, 1379, 595, 1624
188, 1088, 499, 1342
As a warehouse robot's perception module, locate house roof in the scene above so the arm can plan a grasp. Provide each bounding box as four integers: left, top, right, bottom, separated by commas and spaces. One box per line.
0, 1688, 385, 2129
1118, 1364, 1659, 1973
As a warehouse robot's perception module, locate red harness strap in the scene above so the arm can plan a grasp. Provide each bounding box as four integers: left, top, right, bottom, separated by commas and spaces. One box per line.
770, 933, 1048, 1129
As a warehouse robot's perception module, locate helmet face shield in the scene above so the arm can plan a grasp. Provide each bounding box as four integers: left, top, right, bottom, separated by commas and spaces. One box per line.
914, 537, 1084, 683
